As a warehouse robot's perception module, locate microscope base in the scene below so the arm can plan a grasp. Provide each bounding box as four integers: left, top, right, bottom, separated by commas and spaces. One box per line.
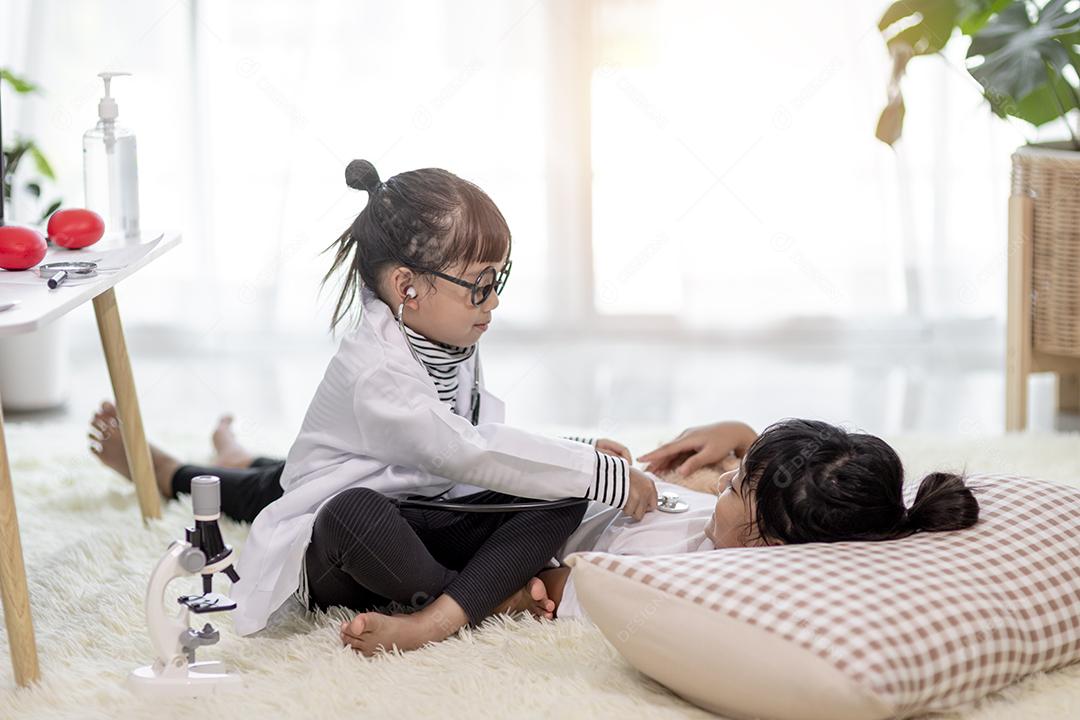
127, 660, 242, 697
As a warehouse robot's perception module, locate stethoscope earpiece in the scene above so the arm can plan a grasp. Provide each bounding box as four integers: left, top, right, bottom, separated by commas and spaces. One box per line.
398, 287, 418, 323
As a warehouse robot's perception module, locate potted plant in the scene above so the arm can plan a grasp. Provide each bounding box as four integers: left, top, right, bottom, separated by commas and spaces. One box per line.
1, 69, 62, 223
0, 68, 69, 412
877, 0, 1080, 430
876, 1, 1080, 144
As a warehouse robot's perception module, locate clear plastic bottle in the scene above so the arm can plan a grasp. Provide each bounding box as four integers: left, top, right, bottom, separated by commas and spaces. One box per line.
83, 72, 140, 240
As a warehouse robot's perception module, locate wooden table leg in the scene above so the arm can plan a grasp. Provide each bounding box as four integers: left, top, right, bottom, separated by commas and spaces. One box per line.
1005, 195, 1034, 432
0, 388, 40, 687
92, 288, 161, 522
1058, 373, 1080, 414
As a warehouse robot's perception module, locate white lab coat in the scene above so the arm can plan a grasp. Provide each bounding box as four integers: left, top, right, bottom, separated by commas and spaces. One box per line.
231, 287, 606, 635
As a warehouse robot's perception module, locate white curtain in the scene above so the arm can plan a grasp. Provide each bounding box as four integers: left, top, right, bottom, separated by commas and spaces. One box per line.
589, 0, 1040, 328
3, 0, 1055, 339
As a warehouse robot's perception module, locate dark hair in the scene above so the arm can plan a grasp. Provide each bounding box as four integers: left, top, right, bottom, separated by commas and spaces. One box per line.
322, 160, 511, 330
739, 418, 980, 545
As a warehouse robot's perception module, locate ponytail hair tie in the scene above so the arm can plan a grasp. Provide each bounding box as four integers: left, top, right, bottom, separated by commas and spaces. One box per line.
345, 159, 384, 195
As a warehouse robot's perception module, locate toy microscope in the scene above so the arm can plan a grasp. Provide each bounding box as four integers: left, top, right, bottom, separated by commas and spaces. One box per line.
128, 475, 243, 696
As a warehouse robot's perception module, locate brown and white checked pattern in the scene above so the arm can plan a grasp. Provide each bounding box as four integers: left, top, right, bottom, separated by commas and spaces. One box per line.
571, 474, 1080, 715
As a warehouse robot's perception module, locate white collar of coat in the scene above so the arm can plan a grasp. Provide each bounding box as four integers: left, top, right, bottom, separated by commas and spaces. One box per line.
358, 286, 418, 361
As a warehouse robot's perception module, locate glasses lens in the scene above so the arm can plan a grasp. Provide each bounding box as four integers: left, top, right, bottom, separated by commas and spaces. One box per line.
472, 267, 497, 306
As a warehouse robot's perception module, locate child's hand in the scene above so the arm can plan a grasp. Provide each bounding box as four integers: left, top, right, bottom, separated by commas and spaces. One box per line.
595, 438, 632, 463
623, 468, 658, 521
637, 421, 757, 477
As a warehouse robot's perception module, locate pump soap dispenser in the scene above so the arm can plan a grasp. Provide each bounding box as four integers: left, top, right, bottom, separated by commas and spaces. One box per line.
83, 71, 140, 240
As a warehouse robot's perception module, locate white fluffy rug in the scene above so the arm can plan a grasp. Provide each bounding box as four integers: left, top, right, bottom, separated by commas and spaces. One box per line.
2, 423, 1080, 720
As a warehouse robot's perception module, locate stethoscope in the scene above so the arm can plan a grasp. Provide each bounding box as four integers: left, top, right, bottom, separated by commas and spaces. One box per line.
395, 286, 482, 425
391, 288, 689, 515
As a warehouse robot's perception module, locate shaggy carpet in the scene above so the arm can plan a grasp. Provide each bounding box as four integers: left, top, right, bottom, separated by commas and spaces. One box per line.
1, 422, 1079, 719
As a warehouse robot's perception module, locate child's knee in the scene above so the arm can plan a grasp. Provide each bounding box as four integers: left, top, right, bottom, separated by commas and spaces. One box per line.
549, 499, 589, 536
568, 498, 589, 523
314, 486, 395, 538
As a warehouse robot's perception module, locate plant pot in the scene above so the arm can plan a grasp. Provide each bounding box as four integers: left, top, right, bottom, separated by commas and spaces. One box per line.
1011, 142, 1080, 358
0, 317, 70, 412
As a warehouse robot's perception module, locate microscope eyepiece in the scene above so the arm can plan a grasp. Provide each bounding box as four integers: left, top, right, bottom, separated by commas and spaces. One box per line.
190, 475, 221, 517
185, 475, 239, 590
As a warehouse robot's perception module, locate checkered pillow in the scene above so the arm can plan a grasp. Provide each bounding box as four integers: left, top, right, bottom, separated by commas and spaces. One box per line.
565, 474, 1080, 719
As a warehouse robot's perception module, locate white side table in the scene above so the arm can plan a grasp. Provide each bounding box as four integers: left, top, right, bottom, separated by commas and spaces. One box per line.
0, 231, 180, 687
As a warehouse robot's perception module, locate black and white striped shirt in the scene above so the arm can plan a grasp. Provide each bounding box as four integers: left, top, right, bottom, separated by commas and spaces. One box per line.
403, 326, 476, 413
402, 328, 631, 508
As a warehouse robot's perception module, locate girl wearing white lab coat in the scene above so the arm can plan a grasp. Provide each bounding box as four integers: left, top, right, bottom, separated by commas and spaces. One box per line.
230, 160, 658, 654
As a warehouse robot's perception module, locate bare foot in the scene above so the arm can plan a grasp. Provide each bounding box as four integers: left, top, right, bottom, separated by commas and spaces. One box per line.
493, 576, 556, 620
211, 415, 255, 468
536, 566, 571, 618
340, 593, 469, 656
338, 578, 557, 657
87, 401, 180, 498
339, 613, 428, 656
340, 594, 472, 657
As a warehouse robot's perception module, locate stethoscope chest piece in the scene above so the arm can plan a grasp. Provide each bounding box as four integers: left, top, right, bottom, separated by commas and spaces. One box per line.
657, 491, 690, 513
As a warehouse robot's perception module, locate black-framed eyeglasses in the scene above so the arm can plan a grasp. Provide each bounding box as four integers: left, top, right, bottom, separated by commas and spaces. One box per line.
427, 259, 512, 306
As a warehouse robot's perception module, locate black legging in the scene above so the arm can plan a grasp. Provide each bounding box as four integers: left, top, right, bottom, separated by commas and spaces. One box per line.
304, 487, 587, 625
171, 459, 588, 625
172, 457, 286, 524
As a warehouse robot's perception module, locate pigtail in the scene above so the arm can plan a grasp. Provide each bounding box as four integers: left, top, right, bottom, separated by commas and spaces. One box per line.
321, 224, 361, 333
320, 160, 384, 332
904, 472, 980, 533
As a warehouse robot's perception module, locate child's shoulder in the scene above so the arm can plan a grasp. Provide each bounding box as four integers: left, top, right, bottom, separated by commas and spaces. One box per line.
329, 320, 423, 388
330, 323, 389, 372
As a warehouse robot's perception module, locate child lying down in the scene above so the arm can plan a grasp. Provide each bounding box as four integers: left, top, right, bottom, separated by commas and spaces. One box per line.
540, 417, 982, 620
88, 407, 979, 650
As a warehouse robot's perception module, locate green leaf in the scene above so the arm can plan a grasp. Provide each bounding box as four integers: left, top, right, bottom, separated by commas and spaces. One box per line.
958, 0, 1016, 35
876, 94, 907, 145
37, 199, 62, 225
0, 68, 38, 94
1008, 69, 1078, 125
3, 141, 31, 177
26, 143, 56, 181
967, 0, 1080, 112
877, 0, 1012, 48
24, 182, 40, 198
879, 0, 963, 55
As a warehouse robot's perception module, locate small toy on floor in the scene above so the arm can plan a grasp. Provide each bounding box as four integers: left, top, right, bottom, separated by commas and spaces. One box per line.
127, 475, 243, 697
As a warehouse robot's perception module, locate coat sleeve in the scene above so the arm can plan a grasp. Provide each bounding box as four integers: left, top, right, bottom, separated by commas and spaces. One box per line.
352, 353, 630, 509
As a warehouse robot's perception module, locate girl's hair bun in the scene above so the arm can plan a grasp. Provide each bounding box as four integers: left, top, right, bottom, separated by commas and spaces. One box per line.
345, 159, 382, 194
907, 471, 979, 532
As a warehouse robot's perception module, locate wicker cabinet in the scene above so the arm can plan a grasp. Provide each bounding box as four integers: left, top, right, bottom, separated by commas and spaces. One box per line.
1006, 143, 1080, 431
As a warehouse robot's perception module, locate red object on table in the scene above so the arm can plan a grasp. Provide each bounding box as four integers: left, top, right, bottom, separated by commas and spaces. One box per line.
0, 226, 47, 270
47, 208, 105, 249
